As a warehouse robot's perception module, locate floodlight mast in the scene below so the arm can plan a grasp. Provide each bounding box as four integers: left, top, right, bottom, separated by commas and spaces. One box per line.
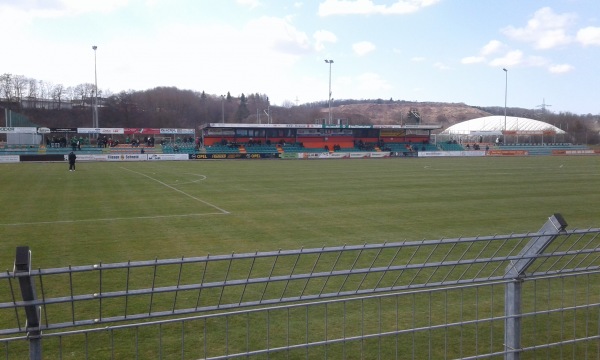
92, 46, 99, 130
324, 59, 334, 125
503, 68, 508, 144
221, 95, 225, 123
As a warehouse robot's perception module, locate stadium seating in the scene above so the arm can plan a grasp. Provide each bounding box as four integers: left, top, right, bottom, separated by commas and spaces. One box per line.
44, 146, 105, 154
0, 145, 108, 155
244, 144, 279, 154
438, 142, 465, 151
498, 143, 590, 155
203, 144, 240, 154
279, 144, 305, 153
383, 142, 438, 152
0, 145, 42, 155
162, 143, 197, 154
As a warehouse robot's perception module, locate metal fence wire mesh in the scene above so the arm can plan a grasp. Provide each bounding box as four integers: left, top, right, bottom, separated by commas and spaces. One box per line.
2, 214, 600, 359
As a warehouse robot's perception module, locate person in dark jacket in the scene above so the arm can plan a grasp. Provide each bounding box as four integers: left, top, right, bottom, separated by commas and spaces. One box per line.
68, 151, 77, 171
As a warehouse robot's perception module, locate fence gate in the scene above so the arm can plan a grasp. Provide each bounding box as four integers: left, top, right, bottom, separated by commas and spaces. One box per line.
2, 214, 600, 359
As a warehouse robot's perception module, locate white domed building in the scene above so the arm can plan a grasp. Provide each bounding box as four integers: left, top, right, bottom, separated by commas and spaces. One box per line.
440, 115, 566, 144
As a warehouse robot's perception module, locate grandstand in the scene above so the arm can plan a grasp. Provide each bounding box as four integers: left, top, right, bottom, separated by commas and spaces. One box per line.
0, 120, 593, 157
198, 122, 441, 155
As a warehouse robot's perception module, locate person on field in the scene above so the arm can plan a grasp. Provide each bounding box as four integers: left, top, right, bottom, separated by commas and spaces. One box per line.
68, 151, 77, 171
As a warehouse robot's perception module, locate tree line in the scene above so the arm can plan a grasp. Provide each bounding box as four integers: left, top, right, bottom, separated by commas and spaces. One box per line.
0, 73, 330, 128
0, 73, 95, 109
0, 72, 597, 144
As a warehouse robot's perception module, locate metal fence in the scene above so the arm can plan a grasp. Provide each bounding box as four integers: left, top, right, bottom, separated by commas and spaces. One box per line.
2, 214, 600, 359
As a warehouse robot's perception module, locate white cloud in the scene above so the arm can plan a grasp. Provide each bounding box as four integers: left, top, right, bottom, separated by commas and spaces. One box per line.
461, 56, 485, 64
549, 64, 574, 74
318, 0, 440, 16
462, 40, 504, 66
0, 0, 130, 18
352, 41, 376, 56
522, 55, 549, 67
481, 40, 504, 56
93, 16, 315, 101
411, 56, 426, 62
314, 30, 338, 51
487, 50, 551, 69
433, 62, 450, 70
355, 72, 392, 92
237, 0, 262, 9
245, 17, 312, 55
489, 50, 524, 67
576, 26, 600, 46
502, 7, 575, 49
60, 0, 130, 14
0, 0, 128, 38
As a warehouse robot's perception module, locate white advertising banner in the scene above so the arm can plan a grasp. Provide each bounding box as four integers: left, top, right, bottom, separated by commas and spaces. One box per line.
64, 154, 110, 161
0, 155, 20, 163
147, 154, 189, 161
0, 127, 37, 134
348, 152, 391, 158
369, 152, 390, 158
78, 128, 101, 134
418, 151, 486, 157
349, 152, 369, 158
106, 154, 148, 161
299, 152, 350, 159
101, 128, 125, 134
78, 128, 124, 134
160, 128, 195, 134
58, 154, 190, 161
296, 152, 390, 159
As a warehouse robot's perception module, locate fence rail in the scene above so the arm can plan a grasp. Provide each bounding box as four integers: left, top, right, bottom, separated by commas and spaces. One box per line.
2, 214, 600, 359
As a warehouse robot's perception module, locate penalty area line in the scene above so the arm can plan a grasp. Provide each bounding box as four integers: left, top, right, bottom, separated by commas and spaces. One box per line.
120, 167, 230, 215
0, 213, 227, 227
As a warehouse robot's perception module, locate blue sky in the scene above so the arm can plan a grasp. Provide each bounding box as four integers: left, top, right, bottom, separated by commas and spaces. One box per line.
1, 0, 599, 114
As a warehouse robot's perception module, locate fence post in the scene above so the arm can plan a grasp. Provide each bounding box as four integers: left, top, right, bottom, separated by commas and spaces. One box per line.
504, 214, 568, 360
14, 246, 42, 360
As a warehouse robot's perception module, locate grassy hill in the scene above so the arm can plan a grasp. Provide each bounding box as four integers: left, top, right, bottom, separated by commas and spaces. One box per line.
323, 101, 492, 127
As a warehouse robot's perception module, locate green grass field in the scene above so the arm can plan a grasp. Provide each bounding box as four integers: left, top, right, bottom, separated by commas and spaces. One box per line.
1, 156, 600, 359
1, 156, 599, 268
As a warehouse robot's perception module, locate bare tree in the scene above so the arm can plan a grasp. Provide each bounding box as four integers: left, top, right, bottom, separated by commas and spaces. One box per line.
64, 86, 75, 101
51, 84, 64, 109
38, 80, 48, 101
27, 78, 38, 99
12, 75, 27, 105
281, 99, 294, 109
43, 81, 54, 101
0, 73, 13, 101
26, 77, 38, 109
73, 83, 95, 106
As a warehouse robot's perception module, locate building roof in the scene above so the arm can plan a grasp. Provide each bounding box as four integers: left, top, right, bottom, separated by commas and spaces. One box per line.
441, 116, 565, 135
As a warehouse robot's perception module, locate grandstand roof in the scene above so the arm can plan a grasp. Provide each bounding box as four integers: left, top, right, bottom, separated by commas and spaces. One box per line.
441, 116, 565, 135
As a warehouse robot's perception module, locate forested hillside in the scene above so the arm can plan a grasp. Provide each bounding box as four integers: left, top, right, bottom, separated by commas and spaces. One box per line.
1, 74, 598, 144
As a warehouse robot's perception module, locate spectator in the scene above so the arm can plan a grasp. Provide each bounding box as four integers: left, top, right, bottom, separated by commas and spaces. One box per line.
68, 151, 77, 171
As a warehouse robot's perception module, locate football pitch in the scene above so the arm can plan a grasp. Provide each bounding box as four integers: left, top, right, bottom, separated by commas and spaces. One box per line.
1, 155, 600, 358
1, 156, 599, 269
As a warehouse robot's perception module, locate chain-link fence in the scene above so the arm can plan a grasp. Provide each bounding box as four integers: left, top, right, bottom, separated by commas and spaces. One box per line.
2, 214, 600, 359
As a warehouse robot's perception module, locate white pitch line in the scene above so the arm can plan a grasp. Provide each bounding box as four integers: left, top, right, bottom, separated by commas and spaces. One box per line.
167, 173, 207, 186
121, 167, 230, 214
0, 213, 227, 227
